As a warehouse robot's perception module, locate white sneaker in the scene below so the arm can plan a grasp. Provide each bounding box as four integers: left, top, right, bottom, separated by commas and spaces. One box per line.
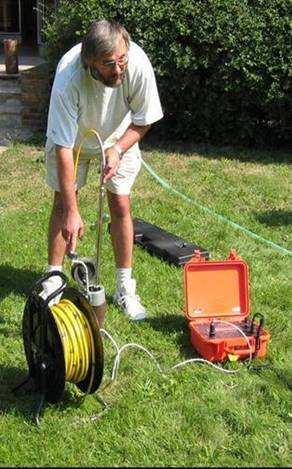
39, 275, 63, 307
113, 278, 147, 321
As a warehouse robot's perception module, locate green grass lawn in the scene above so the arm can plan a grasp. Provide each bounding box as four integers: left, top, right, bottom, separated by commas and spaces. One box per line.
0, 138, 291, 467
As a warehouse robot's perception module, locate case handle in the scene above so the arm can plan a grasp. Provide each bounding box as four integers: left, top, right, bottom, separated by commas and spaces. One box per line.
228, 249, 241, 261
188, 249, 205, 263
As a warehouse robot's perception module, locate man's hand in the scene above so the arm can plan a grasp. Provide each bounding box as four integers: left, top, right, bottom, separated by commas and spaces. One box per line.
103, 146, 120, 183
62, 209, 84, 253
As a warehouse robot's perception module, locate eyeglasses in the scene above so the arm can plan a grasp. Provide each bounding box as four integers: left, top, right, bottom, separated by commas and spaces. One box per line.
101, 54, 129, 70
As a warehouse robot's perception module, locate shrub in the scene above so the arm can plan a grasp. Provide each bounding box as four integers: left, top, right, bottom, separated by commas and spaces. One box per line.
43, 0, 291, 148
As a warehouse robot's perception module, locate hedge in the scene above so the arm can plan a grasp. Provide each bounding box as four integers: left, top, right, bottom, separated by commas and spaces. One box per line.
43, 0, 291, 148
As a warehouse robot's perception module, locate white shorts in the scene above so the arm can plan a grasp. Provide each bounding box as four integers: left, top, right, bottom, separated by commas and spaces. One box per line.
45, 147, 142, 195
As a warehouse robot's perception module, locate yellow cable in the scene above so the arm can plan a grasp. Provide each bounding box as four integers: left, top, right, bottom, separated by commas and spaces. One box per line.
50, 299, 95, 384
74, 129, 104, 180
54, 301, 87, 380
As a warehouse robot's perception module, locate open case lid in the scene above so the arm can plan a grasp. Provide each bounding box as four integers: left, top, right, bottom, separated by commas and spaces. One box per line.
184, 249, 250, 321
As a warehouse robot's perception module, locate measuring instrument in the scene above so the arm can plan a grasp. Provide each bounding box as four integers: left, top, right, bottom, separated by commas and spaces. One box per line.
183, 249, 270, 362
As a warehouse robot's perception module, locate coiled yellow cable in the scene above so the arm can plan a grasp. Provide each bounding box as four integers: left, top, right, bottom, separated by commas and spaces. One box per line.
50, 299, 95, 383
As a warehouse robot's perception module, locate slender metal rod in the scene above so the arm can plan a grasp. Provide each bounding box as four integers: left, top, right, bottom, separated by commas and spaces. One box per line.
93, 132, 106, 285
74, 129, 106, 285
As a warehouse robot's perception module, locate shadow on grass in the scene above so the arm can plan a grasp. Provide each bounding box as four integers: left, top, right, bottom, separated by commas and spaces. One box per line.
0, 365, 37, 422
0, 364, 89, 423
147, 313, 200, 359
255, 210, 292, 226
142, 135, 292, 165
0, 264, 43, 302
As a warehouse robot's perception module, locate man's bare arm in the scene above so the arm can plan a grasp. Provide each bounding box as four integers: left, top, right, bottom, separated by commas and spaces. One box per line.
103, 124, 151, 182
55, 145, 84, 252
116, 123, 151, 153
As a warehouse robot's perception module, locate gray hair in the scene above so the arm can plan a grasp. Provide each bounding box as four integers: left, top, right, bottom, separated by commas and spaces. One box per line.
81, 20, 130, 67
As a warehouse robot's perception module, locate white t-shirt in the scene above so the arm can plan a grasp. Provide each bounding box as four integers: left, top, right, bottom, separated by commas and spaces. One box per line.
45, 41, 163, 159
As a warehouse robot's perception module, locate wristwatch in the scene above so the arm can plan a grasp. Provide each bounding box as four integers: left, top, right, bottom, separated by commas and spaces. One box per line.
113, 143, 125, 160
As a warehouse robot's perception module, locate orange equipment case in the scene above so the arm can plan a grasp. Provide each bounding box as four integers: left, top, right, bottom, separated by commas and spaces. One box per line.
183, 249, 270, 362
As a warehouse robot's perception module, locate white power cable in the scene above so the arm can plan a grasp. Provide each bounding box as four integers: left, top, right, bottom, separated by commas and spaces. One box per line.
111, 343, 164, 381
214, 319, 253, 362
100, 328, 119, 355
99, 320, 253, 382
170, 358, 239, 374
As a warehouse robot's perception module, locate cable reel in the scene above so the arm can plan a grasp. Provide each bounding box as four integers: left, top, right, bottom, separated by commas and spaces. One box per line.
19, 271, 104, 424
15, 129, 108, 424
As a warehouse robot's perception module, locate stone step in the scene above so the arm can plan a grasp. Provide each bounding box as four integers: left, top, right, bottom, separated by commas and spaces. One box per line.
0, 78, 21, 104
0, 80, 21, 94
0, 113, 22, 128
0, 98, 22, 114
0, 127, 33, 146
0, 72, 20, 80
0, 93, 21, 105
0, 93, 22, 107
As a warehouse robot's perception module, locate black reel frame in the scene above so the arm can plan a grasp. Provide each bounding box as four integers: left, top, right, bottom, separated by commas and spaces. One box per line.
13, 271, 104, 425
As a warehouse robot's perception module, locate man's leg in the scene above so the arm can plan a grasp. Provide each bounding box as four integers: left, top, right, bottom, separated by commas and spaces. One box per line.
107, 190, 146, 320
39, 191, 68, 304
107, 191, 133, 268
48, 191, 67, 265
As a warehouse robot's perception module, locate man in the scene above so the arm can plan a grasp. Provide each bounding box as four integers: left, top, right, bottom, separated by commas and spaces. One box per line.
41, 20, 163, 324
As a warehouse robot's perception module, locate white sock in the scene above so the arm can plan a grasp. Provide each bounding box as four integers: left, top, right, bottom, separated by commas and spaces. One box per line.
116, 267, 132, 292
47, 265, 63, 273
